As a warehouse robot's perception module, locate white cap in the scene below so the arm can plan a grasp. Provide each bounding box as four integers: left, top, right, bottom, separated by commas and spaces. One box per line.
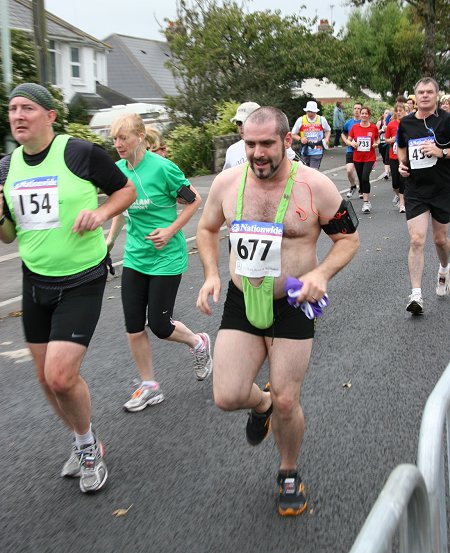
230, 102, 261, 124
304, 101, 320, 113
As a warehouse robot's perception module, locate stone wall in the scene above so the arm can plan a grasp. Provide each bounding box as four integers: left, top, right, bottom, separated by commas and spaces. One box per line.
213, 134, 240, 173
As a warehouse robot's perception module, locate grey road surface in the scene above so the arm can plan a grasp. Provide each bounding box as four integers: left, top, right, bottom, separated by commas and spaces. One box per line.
1, 149, 449, 552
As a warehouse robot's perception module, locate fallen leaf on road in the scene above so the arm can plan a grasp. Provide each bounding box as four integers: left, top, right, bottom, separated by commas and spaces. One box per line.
107, 296, 115, 299
9, 311, 23, 317
376, 248, 382, 251
112, 505, 133, 517
343, 380, 352, 388
384, 237, 390, 240
114, 285, 121, 289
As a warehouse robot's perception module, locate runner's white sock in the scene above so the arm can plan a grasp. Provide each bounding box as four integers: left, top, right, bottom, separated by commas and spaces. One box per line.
75, 424, 94, 448
193, 334, 204, 352
439, 264, 449, 274
142, 380, 158, 388
412, 288, 421, 295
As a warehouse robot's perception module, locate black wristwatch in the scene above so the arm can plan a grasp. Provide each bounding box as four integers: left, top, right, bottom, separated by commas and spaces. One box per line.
442, 149, 448, 159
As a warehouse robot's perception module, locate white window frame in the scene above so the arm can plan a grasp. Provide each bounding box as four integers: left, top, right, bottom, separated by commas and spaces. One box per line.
70, 46, 83, 81
48, 39, 62, 86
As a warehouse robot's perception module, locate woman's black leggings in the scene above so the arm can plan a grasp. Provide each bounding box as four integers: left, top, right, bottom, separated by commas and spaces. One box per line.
121, 267, 182, 338
354, 161, 375, 194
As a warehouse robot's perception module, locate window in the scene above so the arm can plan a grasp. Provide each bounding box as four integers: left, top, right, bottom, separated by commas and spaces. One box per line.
93, 51, 97, 80
70, 47, 81, 79
48, 40, 61, 85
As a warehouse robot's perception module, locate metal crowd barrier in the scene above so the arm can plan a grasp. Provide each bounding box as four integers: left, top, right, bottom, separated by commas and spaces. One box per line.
348, 464, 432, 553
349, 360, 450, 553
417, 360, 450, 553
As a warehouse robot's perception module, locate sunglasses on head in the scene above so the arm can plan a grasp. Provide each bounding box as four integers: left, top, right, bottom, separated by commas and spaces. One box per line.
236, 121, 243, 127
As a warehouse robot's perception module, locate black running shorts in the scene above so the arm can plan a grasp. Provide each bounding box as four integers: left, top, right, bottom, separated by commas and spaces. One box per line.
405, 188, 450, 224
346, 152, 354, 164
22, 274, 107, 347
219, 280, 315, 340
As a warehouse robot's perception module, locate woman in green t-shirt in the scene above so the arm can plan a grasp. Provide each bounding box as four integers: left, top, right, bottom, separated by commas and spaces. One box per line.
107, 114, 212, 412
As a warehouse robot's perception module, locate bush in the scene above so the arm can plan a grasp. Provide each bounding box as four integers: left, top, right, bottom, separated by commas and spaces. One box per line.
66, 123, 116, 158
205, 101, 239, 137
166, 125, 213, 177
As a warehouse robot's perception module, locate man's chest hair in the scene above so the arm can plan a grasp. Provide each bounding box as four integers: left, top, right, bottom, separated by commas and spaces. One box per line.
224, 185, 317, 238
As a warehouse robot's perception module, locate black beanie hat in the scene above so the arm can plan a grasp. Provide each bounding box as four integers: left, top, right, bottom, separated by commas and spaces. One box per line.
9, 83, 55, 111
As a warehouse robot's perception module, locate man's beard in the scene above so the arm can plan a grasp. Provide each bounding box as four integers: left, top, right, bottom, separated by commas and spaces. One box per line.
250, 147, 285, 180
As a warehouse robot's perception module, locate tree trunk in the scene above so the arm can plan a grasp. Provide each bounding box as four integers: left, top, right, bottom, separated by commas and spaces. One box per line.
421, 0, 436, 75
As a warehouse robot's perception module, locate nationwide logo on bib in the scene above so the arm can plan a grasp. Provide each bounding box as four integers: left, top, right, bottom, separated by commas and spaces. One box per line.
230, 221, 283, 236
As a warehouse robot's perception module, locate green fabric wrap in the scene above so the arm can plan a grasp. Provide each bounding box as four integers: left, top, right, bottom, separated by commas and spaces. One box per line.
236, 162, 297, 329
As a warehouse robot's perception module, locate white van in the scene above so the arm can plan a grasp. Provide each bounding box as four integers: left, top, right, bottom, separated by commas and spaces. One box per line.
89, 103, 171, 137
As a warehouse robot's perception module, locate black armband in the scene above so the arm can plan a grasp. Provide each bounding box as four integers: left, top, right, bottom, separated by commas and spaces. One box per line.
321, 199, 359, 235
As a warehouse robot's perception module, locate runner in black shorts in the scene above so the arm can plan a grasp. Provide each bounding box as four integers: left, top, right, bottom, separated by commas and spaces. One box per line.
220, 280, 315, 339
196, 106, 359, 517
397, 77, 450, 315
0, 83, 136, 494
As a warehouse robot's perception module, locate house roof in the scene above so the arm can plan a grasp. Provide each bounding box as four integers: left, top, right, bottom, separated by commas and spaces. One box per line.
9, 0, 110, 49
104, 34, 180, 102
70, 82, 136, 112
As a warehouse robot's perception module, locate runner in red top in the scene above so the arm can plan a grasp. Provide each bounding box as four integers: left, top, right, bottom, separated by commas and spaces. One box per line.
349, 107, 379, 213
385, 102, 407, 212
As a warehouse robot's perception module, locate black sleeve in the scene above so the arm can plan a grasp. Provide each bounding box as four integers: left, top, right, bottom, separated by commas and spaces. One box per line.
65, 138, 128, 195
397, 119, 407, 149
0, 155, 12, 220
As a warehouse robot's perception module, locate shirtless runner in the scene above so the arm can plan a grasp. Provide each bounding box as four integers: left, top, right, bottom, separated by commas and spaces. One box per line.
196, 106, 359, 516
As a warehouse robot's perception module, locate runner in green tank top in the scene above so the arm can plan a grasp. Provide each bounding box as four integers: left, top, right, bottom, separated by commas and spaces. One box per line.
0, 83, 136, 494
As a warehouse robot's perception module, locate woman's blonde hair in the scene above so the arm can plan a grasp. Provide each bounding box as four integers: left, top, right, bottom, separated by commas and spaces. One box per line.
145, 125, 166, 152
110, 113, 146, 138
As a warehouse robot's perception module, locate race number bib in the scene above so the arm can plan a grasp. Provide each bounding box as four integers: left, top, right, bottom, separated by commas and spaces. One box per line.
229, 220, 283, 278
304, 131, 320, 142
393, 142, 398, 155
357, 136, 371, 152
408, 137, 437, 169
10, 176, 60, 230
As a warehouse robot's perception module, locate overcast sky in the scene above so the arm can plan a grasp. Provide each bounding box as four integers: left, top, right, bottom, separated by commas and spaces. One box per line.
44, 0, 353, 42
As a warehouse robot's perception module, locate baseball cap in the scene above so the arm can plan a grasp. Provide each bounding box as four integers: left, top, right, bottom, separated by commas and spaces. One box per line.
230, 102, 261, 124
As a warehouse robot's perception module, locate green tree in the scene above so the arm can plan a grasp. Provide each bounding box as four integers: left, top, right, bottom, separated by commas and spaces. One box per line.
164, 0, 315, 126
346, 0, 450, 78
330, 1, 424, 99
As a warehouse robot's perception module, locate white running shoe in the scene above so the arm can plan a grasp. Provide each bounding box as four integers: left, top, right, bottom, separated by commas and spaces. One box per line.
406, 291, 424, 315
362, 201, 371, 213
123, 384, 165, 412
191, 333, 213, 381
436, 271, 450, 297
392, 195, 400, 207
79, 437, 108, 493
346, 187, 356, 198
61, 440, 81, 478
399, 205, 406, 213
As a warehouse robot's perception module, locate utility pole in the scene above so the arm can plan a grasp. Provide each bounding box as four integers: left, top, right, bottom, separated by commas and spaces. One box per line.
0, 0, 16, 153
32, 0, 49, 85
